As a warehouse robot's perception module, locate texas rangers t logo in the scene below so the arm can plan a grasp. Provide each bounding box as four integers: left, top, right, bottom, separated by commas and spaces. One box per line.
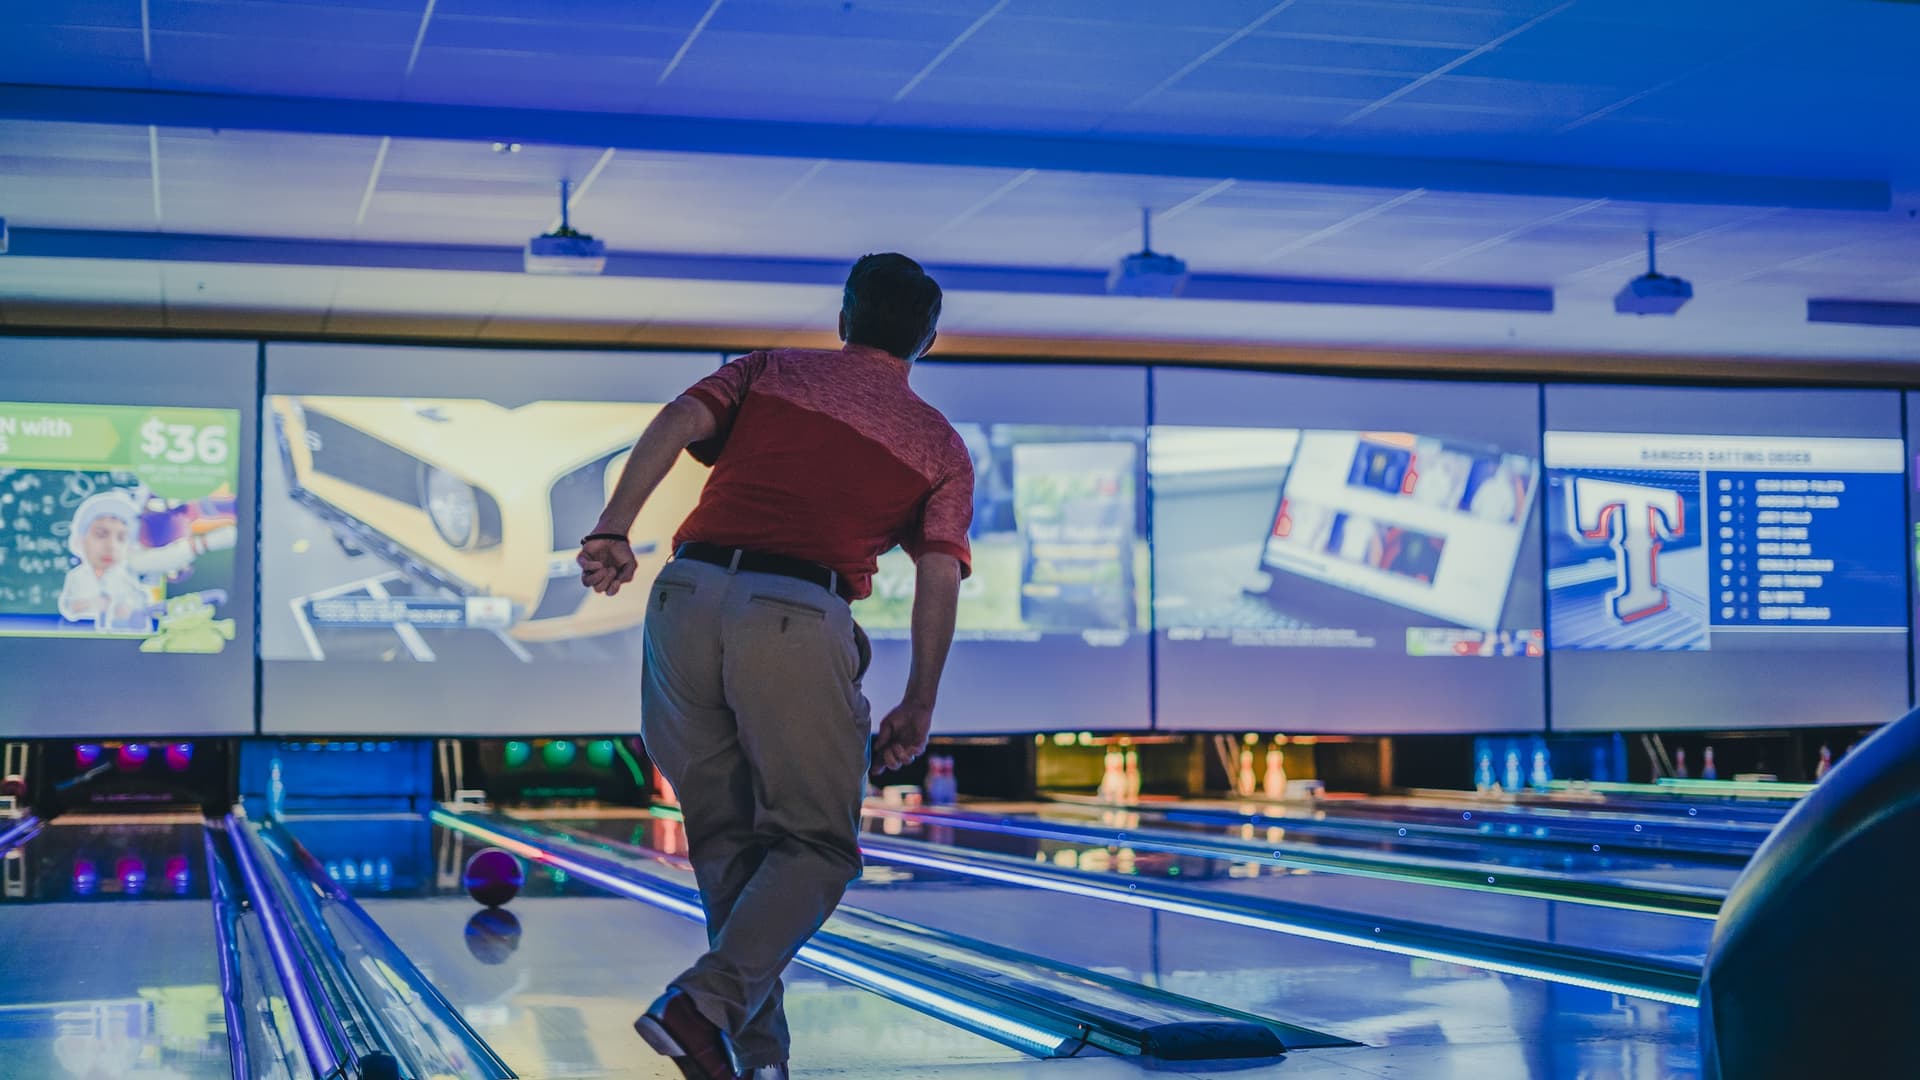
1569, 477, 1686, 623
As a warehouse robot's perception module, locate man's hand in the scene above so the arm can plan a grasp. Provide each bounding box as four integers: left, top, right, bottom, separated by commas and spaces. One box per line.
871, 698, 935, 775
581, 395, 717, 592
868, 551, 962, 777
578, 537, 638, 596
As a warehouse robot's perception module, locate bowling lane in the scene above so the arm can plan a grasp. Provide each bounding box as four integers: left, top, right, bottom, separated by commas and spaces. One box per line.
839, 852, 1700, 1078
0, 819, 232, 1079
556, 811, 1710, 967
337, 819, 1033, 1080
544, 812, 1700, 1077
1345, 791, 1788, 830
1506, 790, 1796, 825
972, 801, 1747, 892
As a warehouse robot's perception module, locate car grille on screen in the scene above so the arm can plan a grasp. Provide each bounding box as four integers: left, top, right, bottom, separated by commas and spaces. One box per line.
550, 451, 621, 551
302, 413, 421, 506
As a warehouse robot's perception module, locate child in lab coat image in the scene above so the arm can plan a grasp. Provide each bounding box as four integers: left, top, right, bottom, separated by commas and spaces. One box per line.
59, 490, 155, 632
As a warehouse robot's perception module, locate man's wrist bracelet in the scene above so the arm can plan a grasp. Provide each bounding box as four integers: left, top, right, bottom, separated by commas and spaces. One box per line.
581, 532, 630, 545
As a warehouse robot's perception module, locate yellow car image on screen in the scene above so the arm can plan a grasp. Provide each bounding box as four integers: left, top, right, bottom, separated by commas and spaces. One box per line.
271, 396, 707, 645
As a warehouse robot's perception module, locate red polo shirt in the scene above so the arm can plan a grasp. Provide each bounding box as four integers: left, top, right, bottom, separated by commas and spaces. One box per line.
673, 345, 974, 601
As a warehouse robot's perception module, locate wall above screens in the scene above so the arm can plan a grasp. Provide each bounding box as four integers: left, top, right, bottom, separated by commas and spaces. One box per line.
259, 343, 723, 735
850, 361, 1152, 734
1150, 367, 1547, 734
1545, 385, 1909, 732
0, 338, 259, 737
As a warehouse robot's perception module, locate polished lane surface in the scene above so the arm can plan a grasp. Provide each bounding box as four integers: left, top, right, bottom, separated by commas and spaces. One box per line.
0, 818, 231, 1080
1052, 795, 1764, 870
859, 822, 1712, 966
551, 812, 1701, 1080
331, 818, 1035, 1080
962, 801, 1746, 892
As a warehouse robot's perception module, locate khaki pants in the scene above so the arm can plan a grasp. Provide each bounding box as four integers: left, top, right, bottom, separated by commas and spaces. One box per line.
639, 558, 872, 1069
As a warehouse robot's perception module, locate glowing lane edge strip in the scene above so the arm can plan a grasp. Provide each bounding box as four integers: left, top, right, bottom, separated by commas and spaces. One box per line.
868, 845, 1700, 1009
0, 815, 42, 854
431, 812, 1071, 1058
862, 806, 1721, 920
227, 814, 342, 1076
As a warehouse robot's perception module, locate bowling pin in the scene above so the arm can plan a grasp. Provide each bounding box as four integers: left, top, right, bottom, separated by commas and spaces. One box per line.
1263, 746, 1288, 800
1100, 748, 1125, 804
1475, 749, 1495, 793
1530, 748, 1551, 792
1503, 747, 1523, 794
1815, 745, 1832, 781
1237, 747, 1256, 798
1701, 746, 1718, 781
1674, 747, 1689, 779
1123, 747, 1141, 802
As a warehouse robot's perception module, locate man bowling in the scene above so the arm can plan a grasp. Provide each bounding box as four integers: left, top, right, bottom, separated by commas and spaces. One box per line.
579, 254, 972, 1080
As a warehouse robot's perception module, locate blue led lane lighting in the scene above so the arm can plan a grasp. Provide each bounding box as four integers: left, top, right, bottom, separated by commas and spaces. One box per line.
864, 841, 1700, 1009
224, 812, 342, 1076
0, 815, 42, 854
864, 806, 1724, 920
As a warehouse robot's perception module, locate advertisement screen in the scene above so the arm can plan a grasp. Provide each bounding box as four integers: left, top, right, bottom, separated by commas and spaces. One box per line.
1152, 369, 1545, 734
851, 364, 1150, 733
1546, 386, 1908, 731
0, 339, 258, 736
261, 345, 721, 734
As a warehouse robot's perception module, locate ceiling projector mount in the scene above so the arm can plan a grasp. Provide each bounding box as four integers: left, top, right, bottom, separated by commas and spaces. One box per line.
525, 178, 607, 276
1615, 231, 1693, 316
1107, 207, 1189, 297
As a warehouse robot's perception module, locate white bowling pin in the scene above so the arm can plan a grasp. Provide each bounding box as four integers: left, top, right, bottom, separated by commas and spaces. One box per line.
1263, 747, 1288, 800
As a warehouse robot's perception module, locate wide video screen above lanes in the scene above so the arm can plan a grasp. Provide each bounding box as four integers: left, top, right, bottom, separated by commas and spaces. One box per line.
260, 343, 722, 735
1150, 368, 1546, 734
0, 338, 259, 737
850, 362, 1152, 733
1546, 385, 1909, 732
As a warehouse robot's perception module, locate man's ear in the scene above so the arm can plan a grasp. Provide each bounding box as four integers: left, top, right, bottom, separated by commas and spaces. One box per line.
838, 310, 849, 343
916, 329, 938, 360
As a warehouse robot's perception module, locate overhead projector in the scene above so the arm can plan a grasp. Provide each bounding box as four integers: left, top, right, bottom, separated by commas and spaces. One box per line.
524, 178, 606, 276
1614, 232, 1692, 316
1107, 209, 1189, 298
524, 230, 606, 276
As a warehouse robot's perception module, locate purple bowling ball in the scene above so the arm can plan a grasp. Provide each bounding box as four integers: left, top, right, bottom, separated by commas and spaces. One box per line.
462, 847, 524, 908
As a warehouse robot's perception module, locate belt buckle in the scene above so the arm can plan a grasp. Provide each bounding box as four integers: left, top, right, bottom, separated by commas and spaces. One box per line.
726, 548, 743, 575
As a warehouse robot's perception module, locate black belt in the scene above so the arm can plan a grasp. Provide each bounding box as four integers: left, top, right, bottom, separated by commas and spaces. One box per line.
674, 542, 852, 602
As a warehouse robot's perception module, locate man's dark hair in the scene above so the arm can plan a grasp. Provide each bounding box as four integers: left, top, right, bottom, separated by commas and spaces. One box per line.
843, 253, 942, 359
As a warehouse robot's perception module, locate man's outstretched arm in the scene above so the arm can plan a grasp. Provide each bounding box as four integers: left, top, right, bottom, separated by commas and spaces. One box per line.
579, 396, 716, 596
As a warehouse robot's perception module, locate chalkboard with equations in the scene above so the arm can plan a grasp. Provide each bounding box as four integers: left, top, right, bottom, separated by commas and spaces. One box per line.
0, 468, 134, 615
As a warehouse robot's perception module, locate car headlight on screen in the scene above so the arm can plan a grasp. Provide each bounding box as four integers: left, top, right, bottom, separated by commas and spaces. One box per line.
424, 466, 480, 548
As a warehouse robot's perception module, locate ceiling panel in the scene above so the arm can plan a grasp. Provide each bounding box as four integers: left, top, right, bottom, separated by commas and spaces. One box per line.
0, 1, 1916, 361
1260, 1, 1543, 48
148, 37, 413, 98
149, 0, 421, 43
1004, 0, 1288, 31
431, 0, 717, 27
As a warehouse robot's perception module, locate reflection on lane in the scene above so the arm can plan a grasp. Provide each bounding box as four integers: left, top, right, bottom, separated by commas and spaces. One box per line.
561, 811, 1702, 1079
858, 811, 1713, 964
0, 820, 230, 1080
1030, 798, 1754, 882
338, 821, 1027, 1079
